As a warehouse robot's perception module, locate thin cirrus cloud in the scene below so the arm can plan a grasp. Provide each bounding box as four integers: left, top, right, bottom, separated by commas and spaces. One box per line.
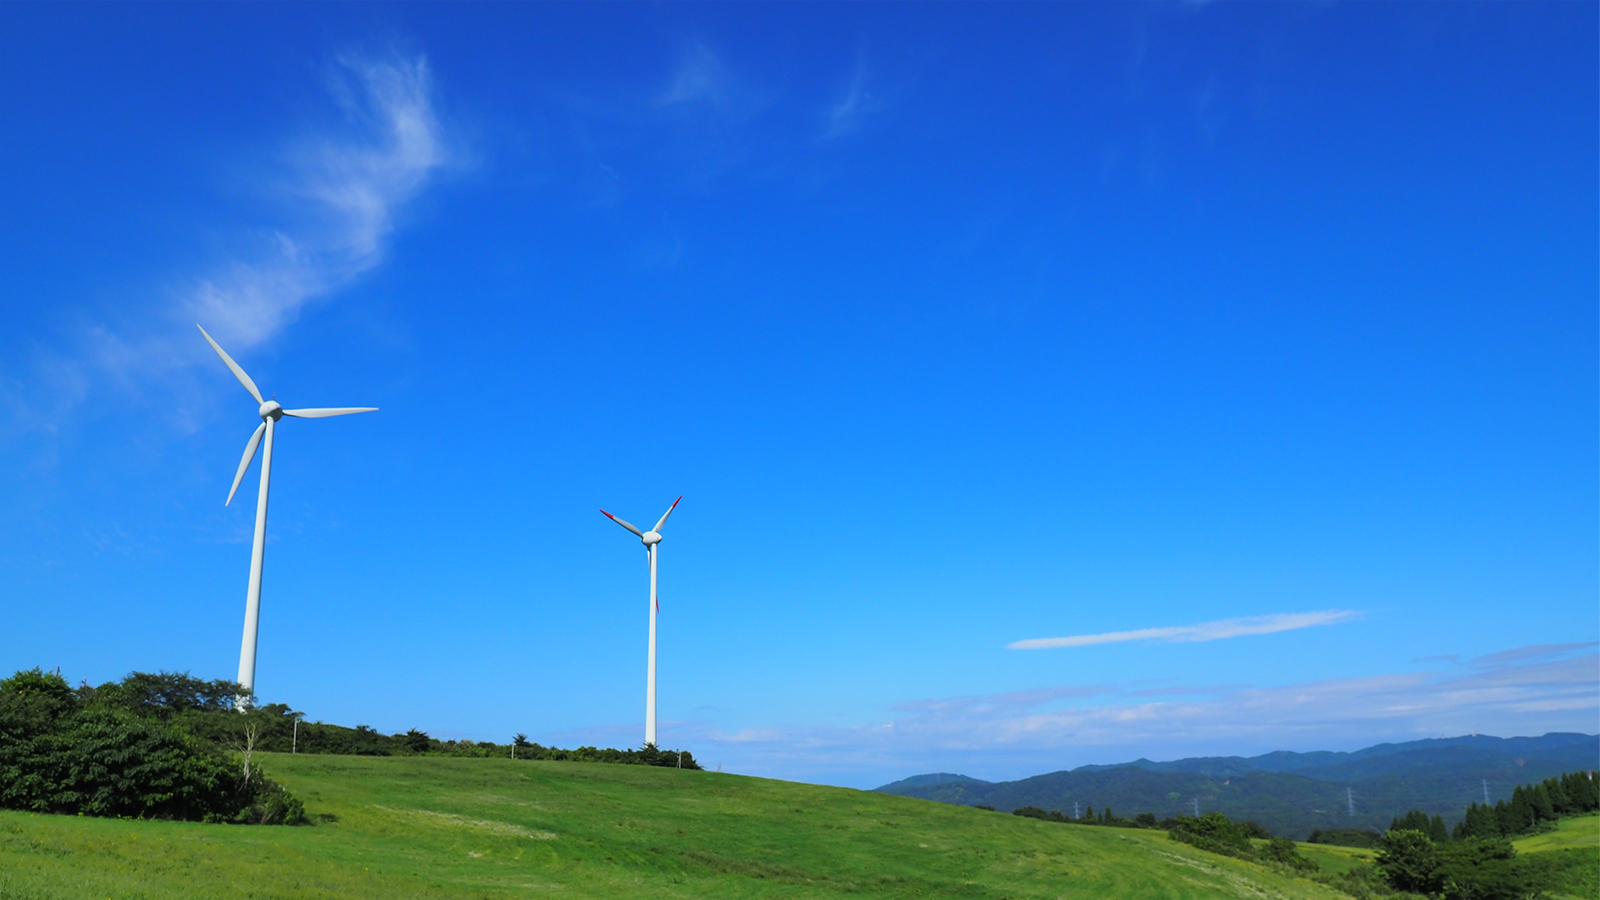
656, 41, 766, 119
0, 50, 452, 440
1007, 609, 1361, 651
190, 52, 451, 351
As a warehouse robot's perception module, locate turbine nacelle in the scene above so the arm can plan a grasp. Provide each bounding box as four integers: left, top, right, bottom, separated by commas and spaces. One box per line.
600, 496, 680, 546
198, 324, 378, 507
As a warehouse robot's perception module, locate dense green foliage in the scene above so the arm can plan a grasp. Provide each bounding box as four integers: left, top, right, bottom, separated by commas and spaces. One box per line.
0, 753, 1351, 899
1009, 803, 1321, 876
1391, 809, 1451, 842
1358, 777, 1599, 899
1453, 771, 1600, 841
1307, 827, 1383, 848
1376, 830, 1549, 900
0, 669, 302, 824
87, 670, 701, 769
1167, 812, 1318, 873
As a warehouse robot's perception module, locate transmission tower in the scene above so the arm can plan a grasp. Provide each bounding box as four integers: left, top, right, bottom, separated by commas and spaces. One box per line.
1483, 779, 1489, 805
1347, 787, 1355, 817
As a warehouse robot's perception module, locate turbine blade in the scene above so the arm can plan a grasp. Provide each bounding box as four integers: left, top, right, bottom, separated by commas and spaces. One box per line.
600, 510, 644, 536
652, 495, 682, 533
196, 324, 264, 404
282, 407, 378, 418
227, 423, 266, 506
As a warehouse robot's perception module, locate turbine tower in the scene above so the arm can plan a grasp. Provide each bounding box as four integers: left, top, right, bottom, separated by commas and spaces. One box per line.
198, 325, 376, 702
600, 496, 681, 747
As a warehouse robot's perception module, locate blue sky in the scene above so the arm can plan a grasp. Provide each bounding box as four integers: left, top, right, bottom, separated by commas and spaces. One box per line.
1, 2, 1594, 788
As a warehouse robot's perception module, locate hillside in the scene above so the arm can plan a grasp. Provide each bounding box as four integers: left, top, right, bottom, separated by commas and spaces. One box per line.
0, 754, 1348, 900
876, 733, 1600, 839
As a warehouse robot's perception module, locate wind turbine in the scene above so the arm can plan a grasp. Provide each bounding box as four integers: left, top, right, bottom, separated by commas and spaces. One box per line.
600, 496, 681, 747
198, 324, 376, 703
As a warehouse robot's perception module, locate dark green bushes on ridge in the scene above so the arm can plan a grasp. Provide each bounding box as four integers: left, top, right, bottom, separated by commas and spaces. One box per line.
1306, 827, 1382, 848
0, 668, 304, 824
1, 666, 704, 827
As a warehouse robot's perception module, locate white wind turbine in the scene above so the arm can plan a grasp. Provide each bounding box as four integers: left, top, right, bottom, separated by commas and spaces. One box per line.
198, 324, 376, 703
600, 496, 681, 747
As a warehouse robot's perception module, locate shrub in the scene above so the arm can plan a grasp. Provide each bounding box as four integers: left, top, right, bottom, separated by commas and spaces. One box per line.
1376, 828, 1444, 894
0, 669, 304, 824
1169, 812, 1256, 858
1308, 828, 1383, 849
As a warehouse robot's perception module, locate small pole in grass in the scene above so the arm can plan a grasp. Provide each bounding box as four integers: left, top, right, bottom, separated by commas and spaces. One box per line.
293, 717, 299, 754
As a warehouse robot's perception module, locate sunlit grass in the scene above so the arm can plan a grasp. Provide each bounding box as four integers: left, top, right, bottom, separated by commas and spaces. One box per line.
0, 753, 1350, 899
1513, 812, 1599, 854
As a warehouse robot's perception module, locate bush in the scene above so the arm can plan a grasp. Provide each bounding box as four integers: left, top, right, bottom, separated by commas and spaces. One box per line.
1167, 812, 1316, 874
1376, 829, 1444, 894
1169, 812, 1256, 858
1377, 830, 1547, 900
0, 669, 304, 825
1308, 828, 1383, 849
1262, 836, 1319, 873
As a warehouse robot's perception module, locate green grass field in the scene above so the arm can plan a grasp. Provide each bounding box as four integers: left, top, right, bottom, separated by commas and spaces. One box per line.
1513, 813, 1599, 855
1290, 842, 1373, 877
0, 753, 1348, 899
1512, 814, 1600, 900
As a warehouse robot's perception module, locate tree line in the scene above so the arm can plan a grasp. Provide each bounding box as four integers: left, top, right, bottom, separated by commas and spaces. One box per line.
1001, 804, 1318, 874
1451, 770, 1598, 840
0, 668, 703, 824
1304, 769, 1599, 850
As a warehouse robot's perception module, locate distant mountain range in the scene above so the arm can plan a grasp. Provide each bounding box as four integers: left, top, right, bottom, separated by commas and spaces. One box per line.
874, 733, 1599, 840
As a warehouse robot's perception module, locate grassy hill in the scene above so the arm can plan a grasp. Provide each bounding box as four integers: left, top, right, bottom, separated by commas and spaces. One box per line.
0, 753, 1349, 900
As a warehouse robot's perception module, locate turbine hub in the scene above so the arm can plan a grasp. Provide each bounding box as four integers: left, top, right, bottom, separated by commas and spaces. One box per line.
259, 400, 283, 421
641, 531, 662, 546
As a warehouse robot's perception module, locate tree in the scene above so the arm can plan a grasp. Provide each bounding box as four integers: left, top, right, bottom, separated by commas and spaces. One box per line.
1376, 829, 1444, 894
1435, 838, 1536, 900
403, 729, 431, 754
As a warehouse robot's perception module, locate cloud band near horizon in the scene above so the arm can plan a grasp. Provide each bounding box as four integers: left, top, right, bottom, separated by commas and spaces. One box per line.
1008, 609, 1361, 650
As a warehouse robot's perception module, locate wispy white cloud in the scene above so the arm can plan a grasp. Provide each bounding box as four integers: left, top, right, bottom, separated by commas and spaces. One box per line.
191, 52, 449, 350
662, 645, 1599, 788
1468, 642, 1598, 668
657, 41, 764, 119
820, 48, 883, 140
1, 50, 451, 441
1008, 609, 1360, 650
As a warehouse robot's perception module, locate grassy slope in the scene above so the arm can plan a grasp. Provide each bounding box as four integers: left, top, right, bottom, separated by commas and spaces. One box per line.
1291, 842, 1373, 877
1515, 814, 1600, 900
0, 753, 1347, 900
1513, 813, 1599, 854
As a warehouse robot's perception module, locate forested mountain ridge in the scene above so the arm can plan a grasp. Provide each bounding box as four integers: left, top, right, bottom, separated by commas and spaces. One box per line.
875, 733, 1598, 840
